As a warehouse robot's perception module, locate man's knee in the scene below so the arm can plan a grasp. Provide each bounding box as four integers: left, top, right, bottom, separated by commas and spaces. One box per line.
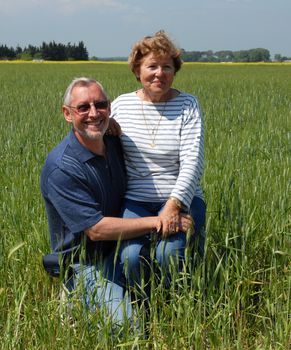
120, 241, 143, 269
155, 233, 186, 266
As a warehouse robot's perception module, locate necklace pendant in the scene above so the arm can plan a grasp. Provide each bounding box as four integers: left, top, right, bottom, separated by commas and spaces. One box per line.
150, 142, 156, 148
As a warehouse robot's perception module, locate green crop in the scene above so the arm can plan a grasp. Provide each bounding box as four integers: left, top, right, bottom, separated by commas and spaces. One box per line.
0, 62, 290, 349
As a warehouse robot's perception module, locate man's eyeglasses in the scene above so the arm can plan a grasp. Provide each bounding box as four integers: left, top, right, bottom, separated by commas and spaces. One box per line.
67, 100, 109, 115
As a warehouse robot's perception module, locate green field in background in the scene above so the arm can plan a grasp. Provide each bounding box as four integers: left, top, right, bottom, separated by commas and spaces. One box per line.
0, 62, 290, 349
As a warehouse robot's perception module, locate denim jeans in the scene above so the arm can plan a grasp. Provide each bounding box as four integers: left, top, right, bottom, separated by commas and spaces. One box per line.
65, 251, 132, 324
119, 197, 206, 289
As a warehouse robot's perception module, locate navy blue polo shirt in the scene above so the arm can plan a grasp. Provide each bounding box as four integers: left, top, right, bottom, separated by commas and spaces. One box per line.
40, 130, 126, 260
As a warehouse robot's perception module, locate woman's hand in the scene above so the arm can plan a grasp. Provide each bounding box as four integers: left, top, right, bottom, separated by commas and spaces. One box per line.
178, 213, 194, 238
106, 118, 122, 136
158, 211, 194, 239
159, 198, 182, 238
157, 198, 194, 239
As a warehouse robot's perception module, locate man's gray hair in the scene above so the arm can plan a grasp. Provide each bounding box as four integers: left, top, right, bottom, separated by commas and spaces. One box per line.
63, 77, 107, 105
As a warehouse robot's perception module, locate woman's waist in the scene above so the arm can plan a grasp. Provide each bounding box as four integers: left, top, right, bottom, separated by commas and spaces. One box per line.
125, 180, 203, 202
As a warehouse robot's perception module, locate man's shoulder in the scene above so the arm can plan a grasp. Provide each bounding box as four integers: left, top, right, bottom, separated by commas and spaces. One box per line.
40, 136, 89, 198
42, 136, 70, 171
40, 134, 82, 186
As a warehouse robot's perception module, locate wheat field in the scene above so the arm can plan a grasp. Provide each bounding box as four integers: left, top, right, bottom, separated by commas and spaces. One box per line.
0, 62, 290, 349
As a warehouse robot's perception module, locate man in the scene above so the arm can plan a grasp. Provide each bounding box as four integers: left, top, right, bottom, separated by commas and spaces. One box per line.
41, 77, 192, 323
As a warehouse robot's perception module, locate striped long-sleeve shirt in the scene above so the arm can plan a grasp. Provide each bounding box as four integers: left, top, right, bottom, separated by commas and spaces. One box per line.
110, 91, 204, 209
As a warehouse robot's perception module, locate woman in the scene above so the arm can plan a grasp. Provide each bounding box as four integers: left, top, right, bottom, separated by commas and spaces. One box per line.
110, 31, 206, 287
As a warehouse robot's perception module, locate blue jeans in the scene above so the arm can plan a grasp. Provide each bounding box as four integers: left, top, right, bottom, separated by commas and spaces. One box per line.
119, 197, 206, 289
65, 251, 132, 324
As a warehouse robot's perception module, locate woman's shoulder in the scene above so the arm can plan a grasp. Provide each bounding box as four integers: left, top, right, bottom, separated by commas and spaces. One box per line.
112, 91, 138, 104
172, 91, 199, 107
176, 91, 198, 101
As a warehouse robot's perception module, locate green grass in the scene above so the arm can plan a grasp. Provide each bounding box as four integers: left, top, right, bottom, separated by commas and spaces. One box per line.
0, 62, 290, 349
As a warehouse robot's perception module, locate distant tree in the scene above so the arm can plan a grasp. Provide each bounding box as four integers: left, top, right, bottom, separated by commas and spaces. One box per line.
181, 49, 202, 62
199, 50, 214, 62
15, 45, 22, 56
274, 54, 282, 62
27, 45, 39, 57
40, 42, 50, 60
18, 52, 33, 61
33, 52, 43, 60
248, 48, 270, 62
56, 43, 67, 60
75, 41, 89, 60
0, 44, 16, 59
233, 50, 249, 62
40, 41, 66, 60
19, 45, 41, 60
274, 53, 290, 62
215, 50, 234, 62
66, 42, 74, 60
63, 41, 88, 60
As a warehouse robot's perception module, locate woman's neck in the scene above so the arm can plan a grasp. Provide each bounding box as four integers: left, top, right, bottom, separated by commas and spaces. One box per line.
138, 88, 175, 103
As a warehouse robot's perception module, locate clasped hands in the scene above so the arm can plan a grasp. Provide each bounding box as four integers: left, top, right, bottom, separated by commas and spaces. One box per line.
154, 200, 194, 239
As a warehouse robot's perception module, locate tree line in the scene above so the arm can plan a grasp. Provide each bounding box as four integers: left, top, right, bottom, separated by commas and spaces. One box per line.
181, 48, 273, 62
0, 42, 290, 62
0, 41, 88, 61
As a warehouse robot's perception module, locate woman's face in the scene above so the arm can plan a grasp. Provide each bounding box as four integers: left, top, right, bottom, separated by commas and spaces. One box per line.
135, 52, 175, 101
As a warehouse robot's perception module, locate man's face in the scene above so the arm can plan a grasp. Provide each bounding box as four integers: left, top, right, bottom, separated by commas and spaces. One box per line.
63, 83, 110, 142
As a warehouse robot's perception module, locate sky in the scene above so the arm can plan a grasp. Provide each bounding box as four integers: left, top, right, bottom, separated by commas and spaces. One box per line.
0, 0, 290, 58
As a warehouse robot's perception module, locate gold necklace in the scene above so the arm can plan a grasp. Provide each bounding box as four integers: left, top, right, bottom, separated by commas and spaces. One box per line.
141, 100, 167, 148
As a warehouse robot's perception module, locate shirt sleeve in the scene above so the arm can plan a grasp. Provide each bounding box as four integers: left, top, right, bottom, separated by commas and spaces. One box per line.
47, 168, 103, 234
170, 96, 204, 209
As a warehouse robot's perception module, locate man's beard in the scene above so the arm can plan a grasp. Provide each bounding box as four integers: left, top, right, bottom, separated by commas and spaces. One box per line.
74, 124, 106, 141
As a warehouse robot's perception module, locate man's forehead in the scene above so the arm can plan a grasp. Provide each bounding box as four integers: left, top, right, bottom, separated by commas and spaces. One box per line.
71, 83, 105, 100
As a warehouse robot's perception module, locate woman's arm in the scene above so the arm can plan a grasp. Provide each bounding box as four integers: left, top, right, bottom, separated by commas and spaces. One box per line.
170, 96, 204, 209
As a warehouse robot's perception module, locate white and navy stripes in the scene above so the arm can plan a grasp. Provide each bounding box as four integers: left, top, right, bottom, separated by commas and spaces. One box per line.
111, 91, 204, 209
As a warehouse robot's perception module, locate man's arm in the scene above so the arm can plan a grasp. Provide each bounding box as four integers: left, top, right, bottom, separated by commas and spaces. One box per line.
45, 167, 193, 242
85, 216, 160, 241
85, 214, 193, 241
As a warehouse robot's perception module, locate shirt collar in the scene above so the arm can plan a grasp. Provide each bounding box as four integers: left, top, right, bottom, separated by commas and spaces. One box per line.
68, 130, 98, 163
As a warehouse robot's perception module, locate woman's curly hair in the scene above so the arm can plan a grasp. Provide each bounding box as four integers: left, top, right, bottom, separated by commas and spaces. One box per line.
128, 30, 183, 79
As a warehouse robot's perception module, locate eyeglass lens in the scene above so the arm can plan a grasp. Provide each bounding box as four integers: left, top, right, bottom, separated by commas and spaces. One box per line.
77, 100, 109, 113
